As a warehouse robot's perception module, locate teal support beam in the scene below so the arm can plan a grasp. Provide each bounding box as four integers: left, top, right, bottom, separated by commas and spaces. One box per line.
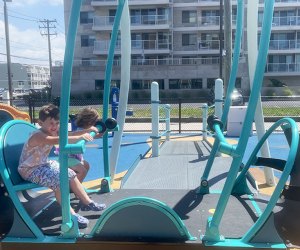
58, 0, 82, 238
199, 0, 244, 194
102, 0, 125, 189
202, 0, 275, 243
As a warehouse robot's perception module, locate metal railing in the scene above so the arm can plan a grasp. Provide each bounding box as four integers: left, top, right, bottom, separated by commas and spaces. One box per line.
2, 95, 300, 133
93, 15, 169, 28
94, 39, 171, 53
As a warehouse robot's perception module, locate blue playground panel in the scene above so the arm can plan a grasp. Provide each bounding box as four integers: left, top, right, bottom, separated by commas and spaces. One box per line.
229, 133, 289, 178
84, 133, 151, 181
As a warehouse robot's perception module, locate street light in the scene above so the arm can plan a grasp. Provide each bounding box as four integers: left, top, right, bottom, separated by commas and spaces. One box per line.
3, 0, 13, 106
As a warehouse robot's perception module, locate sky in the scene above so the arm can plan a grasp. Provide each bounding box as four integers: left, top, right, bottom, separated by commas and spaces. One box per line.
0, 0, 65, 67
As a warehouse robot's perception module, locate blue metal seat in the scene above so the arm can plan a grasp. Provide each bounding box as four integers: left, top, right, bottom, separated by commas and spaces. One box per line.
0, 120, 44, 239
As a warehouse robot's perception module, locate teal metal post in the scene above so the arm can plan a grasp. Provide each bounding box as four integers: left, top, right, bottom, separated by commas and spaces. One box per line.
58, 0, 82, 238
199, 0, 244, 194
102, 0, 125, 189
202, 0, 275, 242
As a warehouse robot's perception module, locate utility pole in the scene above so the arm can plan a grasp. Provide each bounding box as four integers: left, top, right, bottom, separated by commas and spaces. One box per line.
39, 19, 57, 79
219, 0, 223, 79
224, 0, 232, 93
3, 0, 13, 106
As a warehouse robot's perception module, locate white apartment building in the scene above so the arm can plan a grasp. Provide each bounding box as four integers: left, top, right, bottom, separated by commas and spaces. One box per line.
52, 0, 300, 98
0, 63, 50, 90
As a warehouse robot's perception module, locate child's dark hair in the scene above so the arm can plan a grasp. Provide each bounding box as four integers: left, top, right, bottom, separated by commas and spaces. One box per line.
39, 104, 60, 121
75, 107, 99, 129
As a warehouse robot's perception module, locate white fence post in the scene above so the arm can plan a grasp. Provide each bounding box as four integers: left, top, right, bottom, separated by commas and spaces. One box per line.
202, 103, 208, 141
165, 104, 170, 141
151, 81, 160, 157
215, 78, 223, 119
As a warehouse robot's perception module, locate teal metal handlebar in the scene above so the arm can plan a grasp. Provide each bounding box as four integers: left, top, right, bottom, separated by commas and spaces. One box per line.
213, 124, 237, 157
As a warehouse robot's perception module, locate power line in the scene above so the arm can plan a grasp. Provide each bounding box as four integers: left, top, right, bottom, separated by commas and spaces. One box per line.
0, 52, 49, 61
0, 11, 38, 22
7, 9, 40, 21
0, 36, 48, 50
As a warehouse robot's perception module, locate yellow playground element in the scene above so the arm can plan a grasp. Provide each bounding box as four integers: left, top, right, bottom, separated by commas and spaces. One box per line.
0, 103, 30, 126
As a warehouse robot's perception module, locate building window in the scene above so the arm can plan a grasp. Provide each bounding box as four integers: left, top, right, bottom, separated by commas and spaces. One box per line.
18, 81, 24, 88
202, 10, 220, 25
235, 78, 241, 88
207, 78, 216, 89
80, 11, 93, 24
182, 33, 197, 46
191, 79, 203, 89
131, 79, 164, 90
182, 10, 197, 24
132, 80, 143, 90
109, 9, 116, 24
95, 80, 104, 90
81, 35, 95, 47
169, 79, 180, 89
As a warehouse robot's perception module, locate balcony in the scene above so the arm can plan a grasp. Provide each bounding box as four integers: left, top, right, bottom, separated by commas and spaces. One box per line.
174, 16, 220, 31
93, 15, 169, 31
91, 0, 170, 6
265, 63, 300, 75
260, 0, 300, 4
268, 39, 300, 51
75, 57, 220, 67
93, 39, 171, 55
259, 16, 300, 27
173, 0, 220, 7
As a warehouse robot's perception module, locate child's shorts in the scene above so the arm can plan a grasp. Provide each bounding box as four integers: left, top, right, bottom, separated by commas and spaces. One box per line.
27, 160, 77, 191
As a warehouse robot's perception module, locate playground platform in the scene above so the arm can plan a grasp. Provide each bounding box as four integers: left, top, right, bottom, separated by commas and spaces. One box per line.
2, 132, 298, 250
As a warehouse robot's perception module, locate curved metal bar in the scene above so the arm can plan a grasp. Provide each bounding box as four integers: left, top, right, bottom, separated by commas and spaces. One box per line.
58, 0, 82, 237
242, 118, 299, 242
199, 0, 244, 193
221, 0, 244, 126
202, 0, 275, 242
109, 0, 131, 183
102, 0, 126, 183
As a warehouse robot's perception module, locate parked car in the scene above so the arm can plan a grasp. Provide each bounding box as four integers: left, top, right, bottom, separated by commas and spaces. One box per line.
231, 88, 244, 106
207, 88, 244, 106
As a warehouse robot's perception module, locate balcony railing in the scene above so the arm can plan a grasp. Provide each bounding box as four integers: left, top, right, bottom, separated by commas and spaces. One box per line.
259, 16, 300, 27
266, 63, 300, 73
198, 40, 220, 50
260, 0, 300, 3
131, 15, 169, 26
94, 39, 171, 53
269, 39, 300, 50
173, 0, 220, 3
93, 14, 169, 28
71, 57, 220, 67
91, 0, 170, 4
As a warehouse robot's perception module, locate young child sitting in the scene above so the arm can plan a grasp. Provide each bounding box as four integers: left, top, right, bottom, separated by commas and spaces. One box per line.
67, 107, 102, 183
18, 104, 106, 229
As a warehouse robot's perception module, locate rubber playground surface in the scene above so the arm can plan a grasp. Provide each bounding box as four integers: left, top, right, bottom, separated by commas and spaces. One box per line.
235, 133, 289, 178
84, 132, 151, 181
83, 132, 289, 182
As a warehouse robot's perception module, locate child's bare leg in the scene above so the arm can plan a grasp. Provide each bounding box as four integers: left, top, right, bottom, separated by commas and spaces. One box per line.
70, 164, 87, 183
69, 177, 92, 205
54, 189, 76, 214
83, 160, 90, 173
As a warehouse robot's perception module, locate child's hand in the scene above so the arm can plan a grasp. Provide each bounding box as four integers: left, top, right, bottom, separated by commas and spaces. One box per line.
95, 132, 104, 139
82, 133, 94, 142
88, 126, 99, 134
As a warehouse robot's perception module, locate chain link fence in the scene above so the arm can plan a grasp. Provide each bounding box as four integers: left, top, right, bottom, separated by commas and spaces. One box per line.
2, 95, 300, 133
